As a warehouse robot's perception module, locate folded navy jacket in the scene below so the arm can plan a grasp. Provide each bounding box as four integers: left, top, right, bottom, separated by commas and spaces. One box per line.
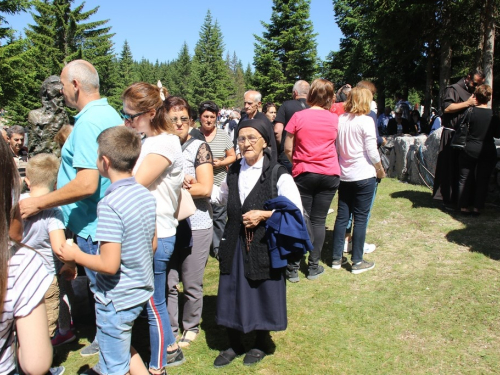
264, 196, 313, 269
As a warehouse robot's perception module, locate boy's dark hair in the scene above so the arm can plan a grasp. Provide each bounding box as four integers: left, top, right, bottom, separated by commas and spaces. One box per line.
97, 126, 141, 173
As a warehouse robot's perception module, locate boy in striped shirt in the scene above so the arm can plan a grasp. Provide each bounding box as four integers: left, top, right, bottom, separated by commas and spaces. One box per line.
57, 126, 157, 375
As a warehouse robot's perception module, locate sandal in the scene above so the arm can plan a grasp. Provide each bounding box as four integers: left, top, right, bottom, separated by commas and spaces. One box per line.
178, 330, 197, 348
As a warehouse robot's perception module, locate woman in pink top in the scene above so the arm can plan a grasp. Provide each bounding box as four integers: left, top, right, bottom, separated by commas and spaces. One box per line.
284, 78, 340, 281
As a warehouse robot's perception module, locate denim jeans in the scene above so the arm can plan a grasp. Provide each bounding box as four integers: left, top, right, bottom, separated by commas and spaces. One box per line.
96, 301, 144, 375
345, 181, 378, 234
76, 235, 99, 345
333, 177, 377, 264
76, 235, 98, 291
292, 172, 339, 269
147, 236, 177, 370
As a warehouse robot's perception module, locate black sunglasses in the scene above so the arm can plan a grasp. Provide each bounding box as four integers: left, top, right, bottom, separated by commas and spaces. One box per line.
120, 109, 147, 121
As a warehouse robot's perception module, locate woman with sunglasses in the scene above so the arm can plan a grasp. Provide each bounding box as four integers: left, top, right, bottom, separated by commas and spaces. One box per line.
198, 101, 236, 260
164, 96, 214, 348
122, 82, 185, 374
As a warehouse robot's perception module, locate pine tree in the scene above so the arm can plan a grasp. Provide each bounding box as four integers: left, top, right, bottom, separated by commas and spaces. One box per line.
169, 42, 193, 103
253, 0, 318, 105
26, 0, 113, 77
118, 40, 137, 90
0, 33, 37, 125
227, 52, 246, 108
244, 63, 254, 90
0, 0, 30, 39
190, 10, 234, 107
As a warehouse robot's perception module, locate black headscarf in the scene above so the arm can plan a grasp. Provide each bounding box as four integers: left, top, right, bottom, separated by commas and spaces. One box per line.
238, 117, 277, 182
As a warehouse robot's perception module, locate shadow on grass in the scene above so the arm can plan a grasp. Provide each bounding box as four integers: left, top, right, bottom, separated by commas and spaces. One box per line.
391, 189, 500, 260
445, 212, 500, 260
390, 190, 437, 209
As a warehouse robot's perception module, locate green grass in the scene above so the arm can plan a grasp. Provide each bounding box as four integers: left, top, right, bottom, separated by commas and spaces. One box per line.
55, 178, 500, 374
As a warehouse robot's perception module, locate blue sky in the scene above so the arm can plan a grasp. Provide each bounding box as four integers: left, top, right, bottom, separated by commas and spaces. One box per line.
5, 0, 342, 68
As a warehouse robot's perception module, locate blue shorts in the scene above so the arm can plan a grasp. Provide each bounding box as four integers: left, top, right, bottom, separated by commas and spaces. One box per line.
96, 301, 144, 375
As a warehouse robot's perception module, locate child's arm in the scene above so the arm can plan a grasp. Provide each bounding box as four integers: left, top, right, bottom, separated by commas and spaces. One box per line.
57, 241, 121, 275
49, 228, 66, 256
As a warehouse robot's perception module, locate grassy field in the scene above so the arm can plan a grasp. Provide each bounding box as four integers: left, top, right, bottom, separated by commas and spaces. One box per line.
54, 178, 500, 374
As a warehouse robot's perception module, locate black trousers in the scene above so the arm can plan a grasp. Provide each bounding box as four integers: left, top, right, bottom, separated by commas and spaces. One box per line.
288, 172, 339, 270
458, 151, 495, 210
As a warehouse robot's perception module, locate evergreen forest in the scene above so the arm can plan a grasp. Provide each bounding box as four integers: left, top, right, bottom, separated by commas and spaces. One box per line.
0, 0, 497, 127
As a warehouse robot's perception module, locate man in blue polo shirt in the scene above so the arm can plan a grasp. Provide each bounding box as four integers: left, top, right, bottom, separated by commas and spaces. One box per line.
19, 59, 122, 356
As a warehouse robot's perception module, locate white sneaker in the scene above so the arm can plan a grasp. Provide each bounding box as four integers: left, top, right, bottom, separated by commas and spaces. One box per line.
327, 208, 334, 215
363, 243, 376, 254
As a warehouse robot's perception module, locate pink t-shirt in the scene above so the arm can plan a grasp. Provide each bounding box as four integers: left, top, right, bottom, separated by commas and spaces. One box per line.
330, 102, 345, 116
286, 108, 340, 178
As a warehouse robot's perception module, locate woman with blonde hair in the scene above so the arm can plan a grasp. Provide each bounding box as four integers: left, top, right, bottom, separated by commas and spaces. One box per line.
122, 82, 185, 373
331, 87, 385, 274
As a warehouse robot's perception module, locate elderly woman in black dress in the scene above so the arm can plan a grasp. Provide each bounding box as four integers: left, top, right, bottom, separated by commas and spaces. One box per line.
211, 118, 303, 368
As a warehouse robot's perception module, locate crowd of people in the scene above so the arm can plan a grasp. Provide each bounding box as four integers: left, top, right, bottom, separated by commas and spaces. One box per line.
0, 59, 497, 375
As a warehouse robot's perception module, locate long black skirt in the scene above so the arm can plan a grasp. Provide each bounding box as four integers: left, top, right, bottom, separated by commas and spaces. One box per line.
433, 127, 460, 204
215, 239, 287, 333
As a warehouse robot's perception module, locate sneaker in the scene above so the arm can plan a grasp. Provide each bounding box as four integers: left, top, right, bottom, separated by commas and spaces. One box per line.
285, 269, 299, 283
80, 339, 99, 357
49, 367, 65, 375
327, 208, 334, 215
51, 329, 76, 346
166, 347, 186, 367
351, 260, 375, 274
307, 265, 325, 280
331, 257, 348, 269
364, 243, 376, 254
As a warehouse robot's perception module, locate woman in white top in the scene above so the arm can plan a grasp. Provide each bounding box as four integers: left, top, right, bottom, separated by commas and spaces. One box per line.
0, 138, 53, 375
122, 82, 185, 373
332, 87, 386, 274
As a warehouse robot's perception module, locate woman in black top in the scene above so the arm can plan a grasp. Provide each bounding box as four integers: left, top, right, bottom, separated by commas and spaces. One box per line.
457, 84, 500, 214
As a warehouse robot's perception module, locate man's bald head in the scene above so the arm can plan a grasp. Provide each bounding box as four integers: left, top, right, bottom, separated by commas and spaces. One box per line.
63, 59, 100, 94
293, 80, 310, 98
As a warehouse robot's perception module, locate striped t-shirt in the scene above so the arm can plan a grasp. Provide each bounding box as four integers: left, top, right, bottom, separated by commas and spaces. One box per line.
208, 129, 234, 187
0, 245, 52, 374
94, 177, 156, 311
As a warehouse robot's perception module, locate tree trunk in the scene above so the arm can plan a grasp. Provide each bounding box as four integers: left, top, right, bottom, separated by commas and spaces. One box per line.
438, 41, 452, 111
483, 0, 495, 108
424, 44, 435, 119
438, 1, 453, 111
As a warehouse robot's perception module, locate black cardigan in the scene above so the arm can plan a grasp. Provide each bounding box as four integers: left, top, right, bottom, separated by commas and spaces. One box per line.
218, 159, 285, 280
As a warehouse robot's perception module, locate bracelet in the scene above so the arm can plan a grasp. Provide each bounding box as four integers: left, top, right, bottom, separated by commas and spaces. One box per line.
376, 167, 383, 171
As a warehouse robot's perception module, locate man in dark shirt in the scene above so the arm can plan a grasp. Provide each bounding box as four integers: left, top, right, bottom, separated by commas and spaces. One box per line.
433, 70, 485, 207
386, 108, 414, 135
6, 125, 29, 180
274, 80, 310, 173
